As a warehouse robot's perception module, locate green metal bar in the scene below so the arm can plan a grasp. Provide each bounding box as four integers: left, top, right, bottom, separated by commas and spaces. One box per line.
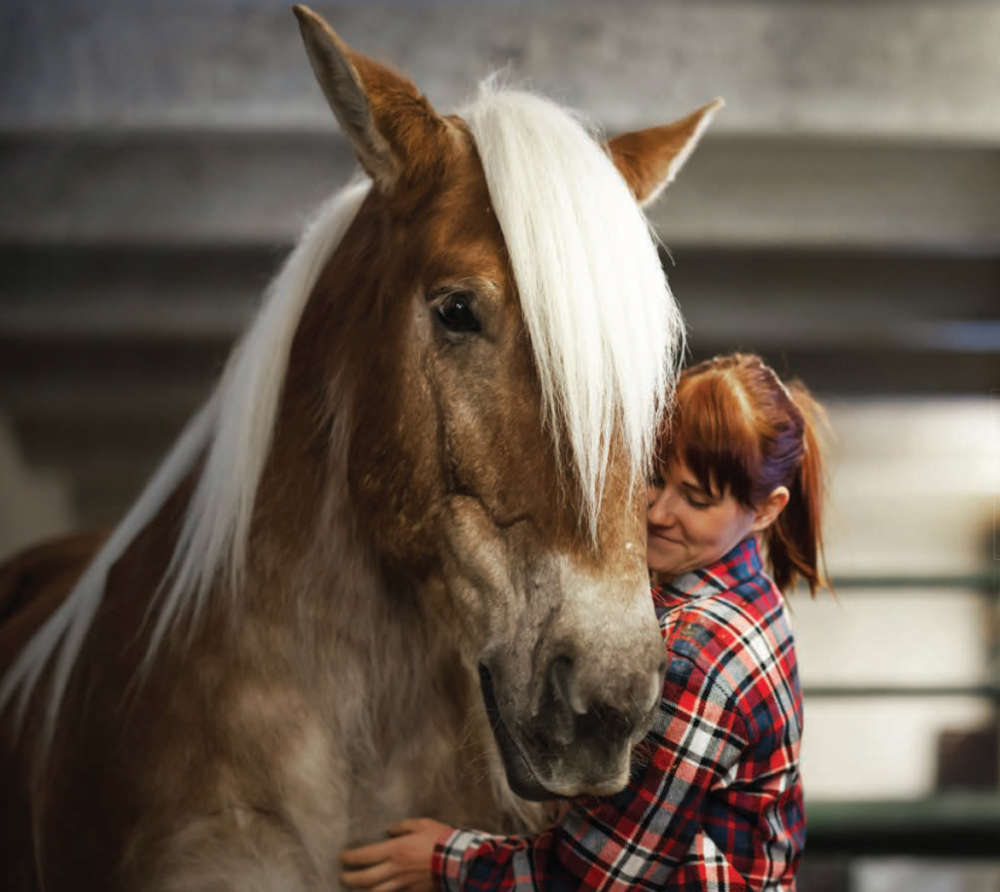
810, 574, 997, 592
804, 684, 1000, 699
807, 794, 1000, 856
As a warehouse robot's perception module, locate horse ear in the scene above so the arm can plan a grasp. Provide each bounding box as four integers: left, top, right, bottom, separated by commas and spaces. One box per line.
293, 4, 442, 191
608, 98, 724, 207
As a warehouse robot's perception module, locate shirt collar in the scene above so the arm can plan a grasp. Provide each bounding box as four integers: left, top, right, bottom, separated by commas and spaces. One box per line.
652, 536, 763, 609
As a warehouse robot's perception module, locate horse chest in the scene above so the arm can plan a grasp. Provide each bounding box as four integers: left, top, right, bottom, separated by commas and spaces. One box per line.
214, 650, 497, 846
338, 674, 493, 834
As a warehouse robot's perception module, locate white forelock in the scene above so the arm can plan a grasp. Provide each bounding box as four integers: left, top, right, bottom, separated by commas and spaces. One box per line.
463, 84, 684, 534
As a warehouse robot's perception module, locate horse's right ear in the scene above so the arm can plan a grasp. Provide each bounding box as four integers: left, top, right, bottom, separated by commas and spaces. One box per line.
293, 5, 443, 192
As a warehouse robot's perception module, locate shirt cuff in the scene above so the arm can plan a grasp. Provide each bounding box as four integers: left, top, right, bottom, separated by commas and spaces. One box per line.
432, 828, 495, 891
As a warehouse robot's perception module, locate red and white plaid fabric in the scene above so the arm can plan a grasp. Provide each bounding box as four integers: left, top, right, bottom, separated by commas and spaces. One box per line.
433, 536, 805, 890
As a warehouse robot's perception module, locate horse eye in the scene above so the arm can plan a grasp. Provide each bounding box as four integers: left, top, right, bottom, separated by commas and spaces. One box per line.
436, 291, 481, 333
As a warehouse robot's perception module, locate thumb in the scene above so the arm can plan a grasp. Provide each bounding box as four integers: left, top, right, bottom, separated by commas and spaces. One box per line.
388, 818, 428, 836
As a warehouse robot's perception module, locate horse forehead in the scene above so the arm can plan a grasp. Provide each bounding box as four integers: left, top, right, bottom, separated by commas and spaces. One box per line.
417, 181, 512, 288
397, 118, 501, 253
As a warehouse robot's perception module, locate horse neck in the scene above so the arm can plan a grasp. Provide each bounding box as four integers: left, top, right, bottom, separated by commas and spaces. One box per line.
226, 382, 468, 749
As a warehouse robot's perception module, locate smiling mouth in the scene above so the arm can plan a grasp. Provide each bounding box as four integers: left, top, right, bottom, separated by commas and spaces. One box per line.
648, 528, 682, 544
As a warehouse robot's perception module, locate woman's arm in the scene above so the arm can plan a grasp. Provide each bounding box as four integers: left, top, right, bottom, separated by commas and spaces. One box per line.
342, 653, 748, 890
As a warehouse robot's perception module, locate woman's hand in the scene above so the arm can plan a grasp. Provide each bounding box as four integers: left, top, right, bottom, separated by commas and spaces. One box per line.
341, 817, 453, 890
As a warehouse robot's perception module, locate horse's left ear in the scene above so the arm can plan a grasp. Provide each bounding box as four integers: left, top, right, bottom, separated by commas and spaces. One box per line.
293, 4, 444, 192
608, 98, 724, 207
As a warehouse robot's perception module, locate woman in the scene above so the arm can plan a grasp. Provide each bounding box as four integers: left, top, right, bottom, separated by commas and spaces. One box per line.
342, 353, 828, 890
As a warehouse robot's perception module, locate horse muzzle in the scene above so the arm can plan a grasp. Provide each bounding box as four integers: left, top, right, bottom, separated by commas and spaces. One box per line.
478, 644, 665, 800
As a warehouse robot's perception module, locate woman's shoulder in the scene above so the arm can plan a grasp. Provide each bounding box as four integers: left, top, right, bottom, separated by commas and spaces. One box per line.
655, 540, 798, 706
654, 539, 783, 628
658, 598, 802, 746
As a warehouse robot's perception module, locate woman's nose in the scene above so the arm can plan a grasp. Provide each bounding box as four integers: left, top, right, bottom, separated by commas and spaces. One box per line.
647, 486, 676, 524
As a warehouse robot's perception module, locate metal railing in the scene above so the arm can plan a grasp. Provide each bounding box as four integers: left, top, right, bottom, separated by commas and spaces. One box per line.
803, 571, 1000, 857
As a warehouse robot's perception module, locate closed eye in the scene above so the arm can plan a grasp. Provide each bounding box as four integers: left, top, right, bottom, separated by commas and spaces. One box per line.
679, 482, 714, 509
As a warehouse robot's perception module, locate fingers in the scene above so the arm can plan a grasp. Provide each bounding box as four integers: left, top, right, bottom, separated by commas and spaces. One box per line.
387, 818, 431, 836
345, 819, 435, 859
341, 859, 399, 888
371, 879, 434, 892
341, 819, 443, 889
341, 837, 402, 867
370, 875, 433, 892
368, 878, 415, 892
342, 865, 431, 891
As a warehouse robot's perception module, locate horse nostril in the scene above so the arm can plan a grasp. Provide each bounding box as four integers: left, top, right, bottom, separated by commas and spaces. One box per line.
544, 651, 663, 751
548, 653, 586, 715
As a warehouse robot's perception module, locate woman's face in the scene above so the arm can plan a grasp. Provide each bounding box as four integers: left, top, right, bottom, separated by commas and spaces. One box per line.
646, 461, 758, 580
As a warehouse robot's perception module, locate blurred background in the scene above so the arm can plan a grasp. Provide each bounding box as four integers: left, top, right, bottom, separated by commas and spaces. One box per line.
1, 0, 997, 887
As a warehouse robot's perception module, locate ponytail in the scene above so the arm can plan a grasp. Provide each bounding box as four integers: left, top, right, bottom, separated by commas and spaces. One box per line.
662, 353, 831, 596
763, 380, 829, 595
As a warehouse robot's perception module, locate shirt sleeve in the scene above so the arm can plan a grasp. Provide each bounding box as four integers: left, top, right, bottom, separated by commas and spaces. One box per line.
431, 653, 748, 891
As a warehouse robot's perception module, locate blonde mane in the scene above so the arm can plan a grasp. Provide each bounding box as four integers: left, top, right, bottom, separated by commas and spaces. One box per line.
2, 85, 682, 735
463, 84, 683, 532
1, 180, 372, 733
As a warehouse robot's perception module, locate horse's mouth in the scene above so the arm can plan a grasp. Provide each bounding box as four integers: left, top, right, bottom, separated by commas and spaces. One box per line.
477, 663, 553, 801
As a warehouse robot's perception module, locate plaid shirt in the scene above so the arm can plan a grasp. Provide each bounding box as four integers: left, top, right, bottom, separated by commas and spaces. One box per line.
433, 537, 805, 890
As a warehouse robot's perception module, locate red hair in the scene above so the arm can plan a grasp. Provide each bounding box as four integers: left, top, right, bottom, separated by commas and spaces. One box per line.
659, 353, 829, 594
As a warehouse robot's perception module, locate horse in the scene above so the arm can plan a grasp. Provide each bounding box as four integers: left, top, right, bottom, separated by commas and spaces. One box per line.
0, 6, 721, 889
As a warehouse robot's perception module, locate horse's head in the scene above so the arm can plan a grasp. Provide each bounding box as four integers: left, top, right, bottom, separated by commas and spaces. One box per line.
293, 6, 720, 800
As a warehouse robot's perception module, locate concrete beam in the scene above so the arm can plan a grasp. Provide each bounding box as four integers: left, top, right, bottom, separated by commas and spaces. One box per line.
3, 246, 997, 344
2, 131, 998, 251
3, 1, 1000, 141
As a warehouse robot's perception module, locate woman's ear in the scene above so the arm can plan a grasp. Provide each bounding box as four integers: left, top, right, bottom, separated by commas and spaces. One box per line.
752, 486, 790, 533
